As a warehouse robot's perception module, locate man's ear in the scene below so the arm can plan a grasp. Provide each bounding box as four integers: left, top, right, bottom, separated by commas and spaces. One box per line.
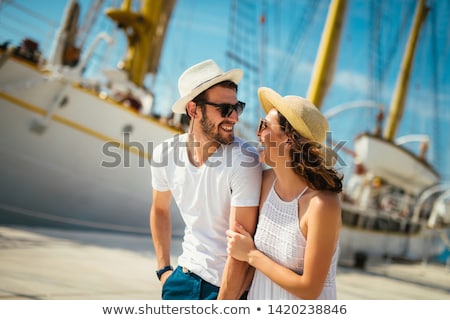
187, 101, 198, 118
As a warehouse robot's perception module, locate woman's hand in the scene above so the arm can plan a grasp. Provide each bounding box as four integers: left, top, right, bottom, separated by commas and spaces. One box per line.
226, 222, 256, 262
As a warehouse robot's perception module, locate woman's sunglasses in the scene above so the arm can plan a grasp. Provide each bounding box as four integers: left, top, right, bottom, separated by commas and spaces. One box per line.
197, 100, 246, 118
257, 118, 285, 135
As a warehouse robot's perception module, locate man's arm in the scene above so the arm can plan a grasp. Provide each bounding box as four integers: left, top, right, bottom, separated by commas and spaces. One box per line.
150, 189, 173, 283
217, 205, 258, 299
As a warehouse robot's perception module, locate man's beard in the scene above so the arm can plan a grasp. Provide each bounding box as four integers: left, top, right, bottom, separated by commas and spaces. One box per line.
200, 114, 234, 145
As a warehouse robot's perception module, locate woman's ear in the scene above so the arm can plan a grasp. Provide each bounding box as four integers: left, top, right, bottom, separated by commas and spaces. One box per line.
282, 138, 292, 153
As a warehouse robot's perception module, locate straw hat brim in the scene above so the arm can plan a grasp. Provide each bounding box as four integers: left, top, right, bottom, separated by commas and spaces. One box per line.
257, 87, 315, 141
257, 87, 337, 167
172, 69, 243, 114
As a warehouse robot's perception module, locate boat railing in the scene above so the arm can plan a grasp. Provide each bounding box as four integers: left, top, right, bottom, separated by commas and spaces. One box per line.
395, 134, 430, 146
395, 134, 430, 160
427, 188, 450, 228
377, 190, 413, 218
44, 32, 114, 82
323, 100, 383, 120
342, 175, 427, 233
412, 183, 450, 225
324, 100, 385, 138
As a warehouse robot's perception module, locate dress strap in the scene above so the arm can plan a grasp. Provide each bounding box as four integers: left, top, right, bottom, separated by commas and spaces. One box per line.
271, 177, 278, 189
296, 186, 309, 200
273, 177, 309, 201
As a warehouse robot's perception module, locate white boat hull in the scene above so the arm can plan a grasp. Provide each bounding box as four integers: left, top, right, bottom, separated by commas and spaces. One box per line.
339, 224, 448, 263
340, 203, 449, 262
338, 131, 450, 265
0, 57, 185, 236
354, 134, 439, 195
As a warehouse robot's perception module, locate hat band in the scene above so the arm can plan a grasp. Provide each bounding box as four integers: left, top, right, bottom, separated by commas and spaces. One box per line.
193, 74, 222, 90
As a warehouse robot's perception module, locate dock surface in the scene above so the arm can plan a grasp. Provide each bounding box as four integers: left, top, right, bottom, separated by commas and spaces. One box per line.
1, 226, 449, 300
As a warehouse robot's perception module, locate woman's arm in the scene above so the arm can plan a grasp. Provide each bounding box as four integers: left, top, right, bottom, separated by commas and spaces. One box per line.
226, 192, 341, 299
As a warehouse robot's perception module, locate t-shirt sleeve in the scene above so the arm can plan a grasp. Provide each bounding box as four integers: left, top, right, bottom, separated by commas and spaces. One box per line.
230, 142, 262, 207
150, 142, 170, 191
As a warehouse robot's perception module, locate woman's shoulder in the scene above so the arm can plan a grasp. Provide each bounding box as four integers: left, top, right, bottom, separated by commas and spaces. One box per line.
306, 190, 341, 216
309, 189, 340, 203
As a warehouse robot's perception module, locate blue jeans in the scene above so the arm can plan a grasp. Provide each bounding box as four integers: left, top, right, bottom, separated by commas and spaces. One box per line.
162, 266, 219, 300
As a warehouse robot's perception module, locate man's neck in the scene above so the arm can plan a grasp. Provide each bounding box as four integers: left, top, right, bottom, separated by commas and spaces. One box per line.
187, 133, 220, 167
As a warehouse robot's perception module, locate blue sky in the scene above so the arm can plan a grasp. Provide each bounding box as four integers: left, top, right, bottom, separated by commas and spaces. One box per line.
1, 0, 449, 181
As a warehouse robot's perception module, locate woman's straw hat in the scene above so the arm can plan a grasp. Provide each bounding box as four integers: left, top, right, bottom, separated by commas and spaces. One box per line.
258, 87, 337, 166
257, 87, 329, 143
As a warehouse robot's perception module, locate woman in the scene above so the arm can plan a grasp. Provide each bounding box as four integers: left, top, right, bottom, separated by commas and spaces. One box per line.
226, 87, 343, 299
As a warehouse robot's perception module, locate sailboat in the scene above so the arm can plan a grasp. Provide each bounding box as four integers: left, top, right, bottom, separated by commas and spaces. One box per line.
0, 0, 187, 235
305, 0, 450, 266
220, 0, 449, 265
1, 0, 449, 266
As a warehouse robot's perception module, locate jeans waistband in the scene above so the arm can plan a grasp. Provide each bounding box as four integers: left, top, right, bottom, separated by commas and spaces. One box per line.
179, 266, 220, 290
179, 266, 248, 299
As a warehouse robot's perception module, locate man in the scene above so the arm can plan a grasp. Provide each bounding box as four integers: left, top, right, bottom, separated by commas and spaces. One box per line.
150, 59, 262, 299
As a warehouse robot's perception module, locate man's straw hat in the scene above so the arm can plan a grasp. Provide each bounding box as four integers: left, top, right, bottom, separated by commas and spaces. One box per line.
172, 59, 243, 113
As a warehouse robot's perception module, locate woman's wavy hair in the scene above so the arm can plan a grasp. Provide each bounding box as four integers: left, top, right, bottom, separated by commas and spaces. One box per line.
278, 111, 343, 193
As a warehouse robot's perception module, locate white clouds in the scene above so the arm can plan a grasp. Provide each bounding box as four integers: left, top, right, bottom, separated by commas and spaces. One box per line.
333, 69, 369, 94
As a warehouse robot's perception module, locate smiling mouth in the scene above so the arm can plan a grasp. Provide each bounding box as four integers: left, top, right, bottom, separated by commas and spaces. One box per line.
220, 124, 234, 132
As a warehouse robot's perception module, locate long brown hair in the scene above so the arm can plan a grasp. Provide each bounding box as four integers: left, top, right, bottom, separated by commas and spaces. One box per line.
279, 112, 343, 193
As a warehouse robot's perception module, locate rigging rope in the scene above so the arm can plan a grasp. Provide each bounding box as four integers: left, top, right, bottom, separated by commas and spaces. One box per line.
368, 0, 382, 129
278, 0, 322, 94
380, 1, 416, 85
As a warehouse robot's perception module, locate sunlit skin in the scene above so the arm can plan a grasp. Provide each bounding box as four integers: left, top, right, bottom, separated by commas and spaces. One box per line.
191, 85, 239, 150
199, 104, 237, 145
226, 107, 342, 299
151, 84, 258, 299
257, 108, 289, 168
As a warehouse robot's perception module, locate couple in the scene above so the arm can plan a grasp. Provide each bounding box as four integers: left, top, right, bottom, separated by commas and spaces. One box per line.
150, 59, 343, 300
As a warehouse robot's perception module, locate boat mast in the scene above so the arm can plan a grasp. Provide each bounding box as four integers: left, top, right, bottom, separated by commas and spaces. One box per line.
306, 0, 347, 109
47, 0, 80, 66
105, 0, 176, 87
384, 0, 428, 141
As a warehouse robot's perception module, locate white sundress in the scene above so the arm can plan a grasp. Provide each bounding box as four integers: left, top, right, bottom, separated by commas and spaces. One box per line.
248, 180, 338, 300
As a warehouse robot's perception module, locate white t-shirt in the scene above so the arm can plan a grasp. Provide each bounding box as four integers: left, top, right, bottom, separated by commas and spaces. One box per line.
151, 133, 262, 286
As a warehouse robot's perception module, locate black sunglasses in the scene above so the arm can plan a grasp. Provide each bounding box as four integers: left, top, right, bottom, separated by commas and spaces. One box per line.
257, 118, 285, 135
197, 100, 246, 118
